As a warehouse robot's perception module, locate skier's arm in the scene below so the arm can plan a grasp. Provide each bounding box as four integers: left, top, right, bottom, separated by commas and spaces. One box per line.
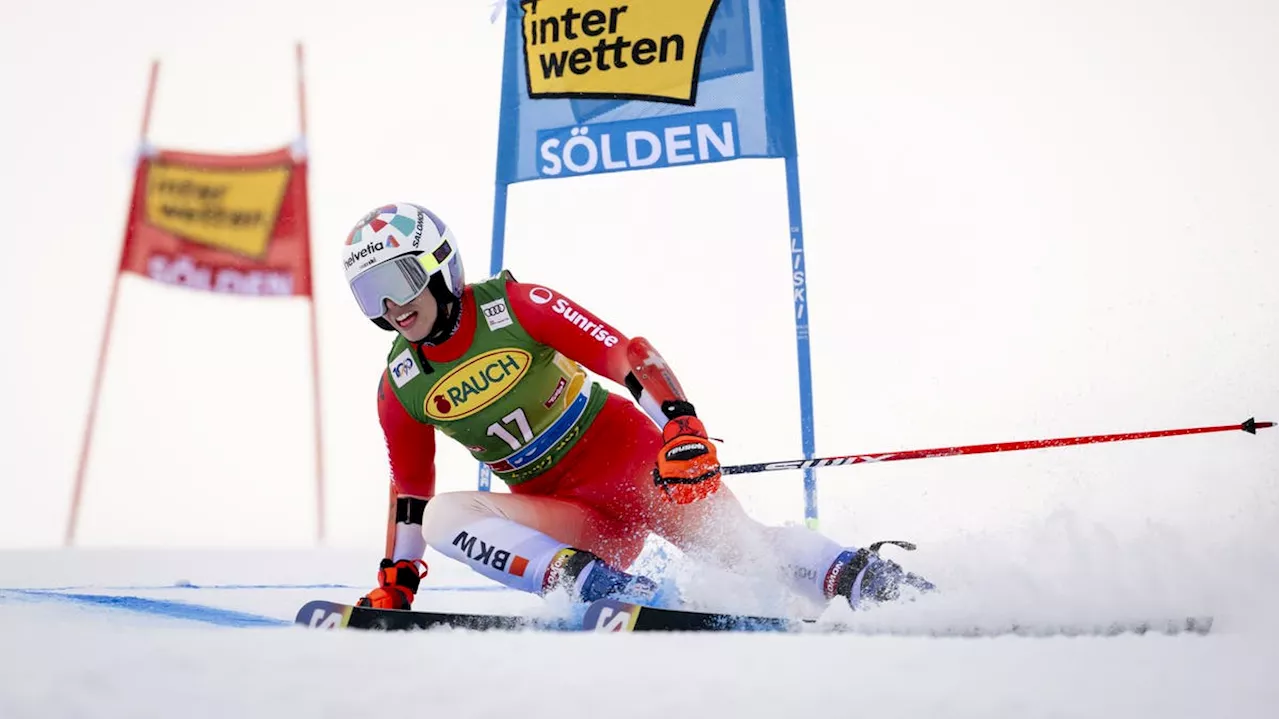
357, 371, 436, 610
376, 369, 437, 562
505, 279, 721, 504
505, 279, 693, 427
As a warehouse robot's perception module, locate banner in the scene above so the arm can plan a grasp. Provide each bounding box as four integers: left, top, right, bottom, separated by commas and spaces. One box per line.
119, 145, 313, 296
495, 0, 799, 184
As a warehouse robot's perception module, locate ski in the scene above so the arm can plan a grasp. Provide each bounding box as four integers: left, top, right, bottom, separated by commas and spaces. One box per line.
294, 599, 570, 632
295, 599, 1214, 637
581, 599, 1216, 637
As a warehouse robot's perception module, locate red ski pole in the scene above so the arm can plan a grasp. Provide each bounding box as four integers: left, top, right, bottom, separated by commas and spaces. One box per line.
721, 417, 1274, 476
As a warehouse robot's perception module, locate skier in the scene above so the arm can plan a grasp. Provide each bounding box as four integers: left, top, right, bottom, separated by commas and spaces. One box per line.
345, 202, 934, 613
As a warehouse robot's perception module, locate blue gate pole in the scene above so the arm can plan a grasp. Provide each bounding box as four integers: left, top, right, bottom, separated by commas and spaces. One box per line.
477, 180, 508, 493
785, 156, 818, 529
478, 2, 521, 493
767, 0, 818, 528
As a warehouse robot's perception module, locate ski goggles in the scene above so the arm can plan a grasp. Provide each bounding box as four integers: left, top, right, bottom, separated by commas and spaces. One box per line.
350, 254, 434, 319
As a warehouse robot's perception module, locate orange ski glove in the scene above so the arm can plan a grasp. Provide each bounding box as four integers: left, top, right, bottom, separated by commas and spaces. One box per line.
357, 558, 428, 610
653, 401, 722, 504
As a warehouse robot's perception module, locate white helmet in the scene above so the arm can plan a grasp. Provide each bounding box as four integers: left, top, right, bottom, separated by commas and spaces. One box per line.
343, 203, 464, 331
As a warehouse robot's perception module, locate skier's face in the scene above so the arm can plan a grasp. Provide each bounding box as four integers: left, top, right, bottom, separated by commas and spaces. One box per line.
382, 290, 438, 342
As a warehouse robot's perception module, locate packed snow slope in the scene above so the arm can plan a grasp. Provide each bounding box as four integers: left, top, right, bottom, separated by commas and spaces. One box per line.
2, 518, 1275, 719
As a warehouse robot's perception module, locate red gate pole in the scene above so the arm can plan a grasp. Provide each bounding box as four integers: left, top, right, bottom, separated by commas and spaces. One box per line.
297, 42, 327, 543
66, 60, 160, 546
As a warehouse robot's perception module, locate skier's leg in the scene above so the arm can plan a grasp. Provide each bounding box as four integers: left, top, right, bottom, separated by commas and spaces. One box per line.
649, 485, 842, 602
420, 491, 653, 602
613, 413, 936, 608
655, 488, 935, 607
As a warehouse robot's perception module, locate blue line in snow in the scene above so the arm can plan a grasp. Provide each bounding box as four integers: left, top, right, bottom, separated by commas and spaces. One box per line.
1, 583, 360, 588
4, 589, 289, 628
0, 583, 511, 593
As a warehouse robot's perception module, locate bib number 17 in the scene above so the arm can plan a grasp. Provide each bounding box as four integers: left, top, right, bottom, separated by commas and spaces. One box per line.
487, 409, 533, 451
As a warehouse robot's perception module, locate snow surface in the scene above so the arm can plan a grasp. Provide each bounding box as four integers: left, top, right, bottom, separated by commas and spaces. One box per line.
2, 537, 1275, 719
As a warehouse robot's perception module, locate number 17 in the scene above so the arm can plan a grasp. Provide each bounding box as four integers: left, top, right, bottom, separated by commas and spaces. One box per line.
487, 408, 533, 451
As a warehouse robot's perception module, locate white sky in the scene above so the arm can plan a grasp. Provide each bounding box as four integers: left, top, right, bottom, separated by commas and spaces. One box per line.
0, 0, 1274, 554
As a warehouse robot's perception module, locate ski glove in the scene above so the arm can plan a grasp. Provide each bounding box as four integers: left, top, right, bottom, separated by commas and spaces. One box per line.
653, 402, 722, 504
357, 558, 428, 610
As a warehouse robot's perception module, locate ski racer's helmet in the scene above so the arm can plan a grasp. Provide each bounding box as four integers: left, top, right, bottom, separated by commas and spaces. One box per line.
342, 202, 465, 333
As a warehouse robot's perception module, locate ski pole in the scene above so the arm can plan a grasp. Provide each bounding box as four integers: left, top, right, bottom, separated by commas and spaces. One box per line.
721, 417, 1274, 476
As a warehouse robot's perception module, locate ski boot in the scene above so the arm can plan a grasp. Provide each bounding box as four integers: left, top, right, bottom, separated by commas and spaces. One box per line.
826, 541, 936, 609
543, 548, 658, 604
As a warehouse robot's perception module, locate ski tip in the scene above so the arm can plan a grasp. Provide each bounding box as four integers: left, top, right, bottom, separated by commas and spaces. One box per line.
295, 600, 352, 629
294, 600, 328, 625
